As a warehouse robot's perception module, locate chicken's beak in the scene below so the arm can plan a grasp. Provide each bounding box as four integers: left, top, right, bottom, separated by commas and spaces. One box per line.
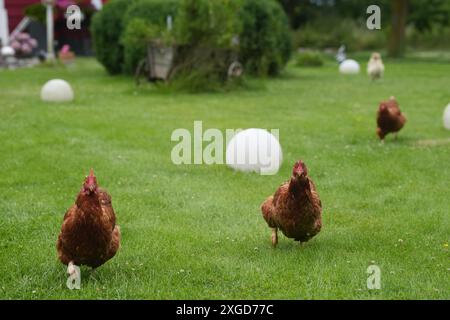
293, 170, 305, 179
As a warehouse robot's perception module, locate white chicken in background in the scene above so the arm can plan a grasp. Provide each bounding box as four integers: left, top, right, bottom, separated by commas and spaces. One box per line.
367, 52, 385, 81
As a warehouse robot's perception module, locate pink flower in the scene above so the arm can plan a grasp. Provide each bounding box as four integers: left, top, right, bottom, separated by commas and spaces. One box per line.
60, 44, 71, 54
18, 32, 30, 41
11, 41, 21, 50
29, 39, 38, 48
21, 43, 32, 54
9, 32, 38, 56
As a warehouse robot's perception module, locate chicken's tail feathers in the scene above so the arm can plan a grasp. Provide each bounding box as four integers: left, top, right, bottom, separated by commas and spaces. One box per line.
261, 196, 276, 227
112, 225, 121, 245
106, 226, 121, 261
261, 196, 273, 212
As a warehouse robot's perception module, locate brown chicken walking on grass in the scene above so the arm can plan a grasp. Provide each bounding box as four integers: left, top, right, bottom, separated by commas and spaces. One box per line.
261, 161, 322, 247
376, 97, 407, 142
57, 169, 120, 276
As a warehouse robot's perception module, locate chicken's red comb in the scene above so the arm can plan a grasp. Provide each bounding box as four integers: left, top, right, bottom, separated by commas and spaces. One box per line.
293, 160, 307, 175
85, 168, 97, 185
379, 103, 388, 112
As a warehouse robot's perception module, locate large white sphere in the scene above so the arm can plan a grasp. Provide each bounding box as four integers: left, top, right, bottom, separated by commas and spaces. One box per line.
41, 79, 74, 102
226, 128, 282, 175
1, 46, 15, 57
339, 59, 360, 74
443, 103, 450, 130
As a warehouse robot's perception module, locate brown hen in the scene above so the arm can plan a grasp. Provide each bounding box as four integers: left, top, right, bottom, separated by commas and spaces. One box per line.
261, 161, 322, 247
376, 97, 407, 142
57, 169, 120, 275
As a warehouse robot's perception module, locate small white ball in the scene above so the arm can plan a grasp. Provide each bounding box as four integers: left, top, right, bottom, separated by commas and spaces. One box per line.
1, 46, 15, 57
226, 128, 282, 175
339, 59, 360, 74
41, 79, 74, 102
443, 103, 450, 130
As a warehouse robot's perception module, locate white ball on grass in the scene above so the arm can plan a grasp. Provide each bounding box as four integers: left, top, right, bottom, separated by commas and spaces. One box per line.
41, 79, 74, 102
226, 128, 282, 175
443, 103, 450, 130
339, 59, 360, 74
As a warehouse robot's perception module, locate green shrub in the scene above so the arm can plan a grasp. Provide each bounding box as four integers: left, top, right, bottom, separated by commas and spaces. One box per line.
24, 4, 46, 24
175, 0, 238, 48
121, 19, 157, 75
91, 0, 133, 74
407, 24, 450, 49
169, 69, 226, 93
238, 0, 292, 76
92, 0, 294, 89
121, 0, 179, 74
169, 0, 240, 91
124, 0, 179, 26
295, 50, 324, 67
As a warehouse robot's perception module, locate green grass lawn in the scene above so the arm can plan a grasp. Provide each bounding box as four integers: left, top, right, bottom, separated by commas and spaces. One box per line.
0, 57, 449, 300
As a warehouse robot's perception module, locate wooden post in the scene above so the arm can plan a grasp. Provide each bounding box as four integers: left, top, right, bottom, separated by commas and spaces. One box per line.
388, 0, 408, 57
0, 0, 9, 46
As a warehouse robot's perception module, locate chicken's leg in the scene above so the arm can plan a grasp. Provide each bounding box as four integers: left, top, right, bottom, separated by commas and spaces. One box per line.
271, 228, 278, 247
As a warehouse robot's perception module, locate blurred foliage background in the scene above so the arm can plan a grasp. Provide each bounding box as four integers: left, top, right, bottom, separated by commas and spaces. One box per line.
278, 0, 450, 56
90, 0, 450, 90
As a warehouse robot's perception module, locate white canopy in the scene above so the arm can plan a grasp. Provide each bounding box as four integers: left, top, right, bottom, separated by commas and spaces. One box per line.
91, 0, 103, 10
0, 0, 9, 46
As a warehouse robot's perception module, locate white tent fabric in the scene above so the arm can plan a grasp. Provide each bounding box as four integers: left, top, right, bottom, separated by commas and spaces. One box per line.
0, 0, 9, 46
91, 0, 103, 10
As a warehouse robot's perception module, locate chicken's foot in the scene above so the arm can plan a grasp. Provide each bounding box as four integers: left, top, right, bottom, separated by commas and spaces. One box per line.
271, 228, 278, 247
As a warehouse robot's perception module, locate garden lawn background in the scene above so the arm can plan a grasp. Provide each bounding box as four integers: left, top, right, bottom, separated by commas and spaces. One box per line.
0, 56, 449, 299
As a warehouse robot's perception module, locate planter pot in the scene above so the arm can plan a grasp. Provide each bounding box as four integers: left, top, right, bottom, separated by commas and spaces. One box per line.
140, 43, 243, 83
147, 43, 175, 81
58, 52, 75, 65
